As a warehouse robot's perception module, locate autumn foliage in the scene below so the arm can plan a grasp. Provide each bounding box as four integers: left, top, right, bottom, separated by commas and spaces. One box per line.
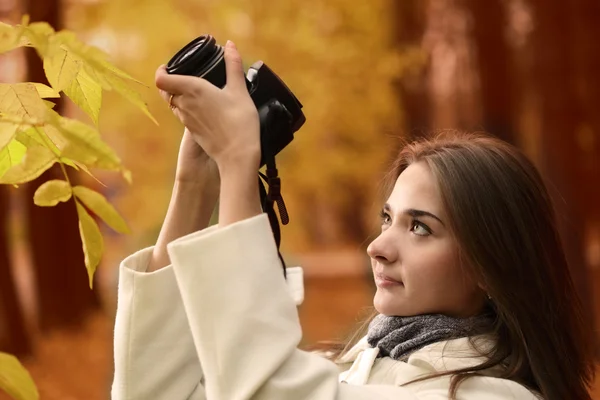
0, 16, 154, 400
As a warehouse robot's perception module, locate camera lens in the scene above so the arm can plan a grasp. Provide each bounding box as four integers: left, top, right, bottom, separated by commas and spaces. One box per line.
166, 35, 227, 88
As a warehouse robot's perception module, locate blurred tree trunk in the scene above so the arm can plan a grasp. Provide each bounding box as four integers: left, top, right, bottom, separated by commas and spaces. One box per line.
569, 0, 600, 256
528, 0, 593, 325
24, 0, 100, 332
0, 0, 32, 357
0, 187, 31, 355
392, 0, 430, 137
465, 0, 517, 143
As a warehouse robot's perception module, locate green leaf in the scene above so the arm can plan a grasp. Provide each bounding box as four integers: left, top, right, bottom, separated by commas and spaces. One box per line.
0, 139, 27, 178
0, 352, 39, 400
63, 67, 102, 125
33, 179, 72, 206
75, 201, 103, 288
0, 146, 56, 185
73, 185, 129, 234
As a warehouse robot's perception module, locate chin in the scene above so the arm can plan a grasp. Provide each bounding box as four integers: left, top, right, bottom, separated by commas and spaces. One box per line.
373, 290, 404, 316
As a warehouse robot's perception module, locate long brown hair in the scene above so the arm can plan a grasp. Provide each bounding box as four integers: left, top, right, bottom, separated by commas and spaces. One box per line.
326, 131, 595, 399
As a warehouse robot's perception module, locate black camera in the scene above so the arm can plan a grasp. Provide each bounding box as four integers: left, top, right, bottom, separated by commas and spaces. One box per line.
166, 35, 306, 167
166, 35, 304, 275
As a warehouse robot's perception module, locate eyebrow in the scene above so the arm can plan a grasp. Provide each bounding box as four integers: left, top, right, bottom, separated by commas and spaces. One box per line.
383, 203, 445, 226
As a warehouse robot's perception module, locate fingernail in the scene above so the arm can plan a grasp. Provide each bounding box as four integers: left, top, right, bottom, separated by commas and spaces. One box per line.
225, 40, 236, 49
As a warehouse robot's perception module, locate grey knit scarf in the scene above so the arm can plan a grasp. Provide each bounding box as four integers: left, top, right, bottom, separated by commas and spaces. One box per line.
367, 313, 491, 361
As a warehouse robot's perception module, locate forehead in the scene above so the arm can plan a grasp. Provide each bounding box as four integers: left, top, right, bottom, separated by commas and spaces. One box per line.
387, 162, 444, 214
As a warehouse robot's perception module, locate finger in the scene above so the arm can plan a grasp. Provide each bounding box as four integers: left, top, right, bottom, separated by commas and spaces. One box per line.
168, 93, 179, 110
155, 65, 198, 95
158, 88, 171, 103
224, 40, 246, 93
157, 89, 179, 111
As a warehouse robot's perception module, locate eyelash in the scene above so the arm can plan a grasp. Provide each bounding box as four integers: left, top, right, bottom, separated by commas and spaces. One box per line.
378, 210, 433, 236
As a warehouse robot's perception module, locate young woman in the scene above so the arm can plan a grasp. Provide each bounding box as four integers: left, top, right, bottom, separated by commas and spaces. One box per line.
111, 41, 595, 400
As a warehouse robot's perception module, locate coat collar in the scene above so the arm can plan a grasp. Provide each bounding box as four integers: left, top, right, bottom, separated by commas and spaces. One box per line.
337, 334, 502, 385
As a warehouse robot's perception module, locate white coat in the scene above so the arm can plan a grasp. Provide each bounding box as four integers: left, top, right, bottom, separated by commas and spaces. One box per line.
111, 213, 540, 399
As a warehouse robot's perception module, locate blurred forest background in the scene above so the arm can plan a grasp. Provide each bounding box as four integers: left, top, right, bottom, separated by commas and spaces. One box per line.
1, 0, 599, 398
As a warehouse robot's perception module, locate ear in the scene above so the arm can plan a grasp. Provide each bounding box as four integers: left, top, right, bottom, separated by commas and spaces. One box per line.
477, 282, 490, 296
477, 283, 493, 302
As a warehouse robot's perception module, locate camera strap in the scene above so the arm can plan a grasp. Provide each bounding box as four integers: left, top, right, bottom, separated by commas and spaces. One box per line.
258, 103, 291, 279
258, 157, 289, 278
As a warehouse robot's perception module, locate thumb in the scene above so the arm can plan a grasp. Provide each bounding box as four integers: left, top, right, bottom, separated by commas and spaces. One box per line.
224, 40, 246, 93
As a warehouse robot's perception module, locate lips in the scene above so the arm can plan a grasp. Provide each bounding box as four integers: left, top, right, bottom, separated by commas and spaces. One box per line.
374, 271, 403, 287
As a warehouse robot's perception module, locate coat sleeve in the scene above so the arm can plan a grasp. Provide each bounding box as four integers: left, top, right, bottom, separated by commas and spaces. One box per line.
165, 214, 423, 400
111, 245, 210, 400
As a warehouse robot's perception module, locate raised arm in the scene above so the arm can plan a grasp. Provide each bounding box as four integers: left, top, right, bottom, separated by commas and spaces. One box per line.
111, 127, 219, 400
165, 213, 423, 400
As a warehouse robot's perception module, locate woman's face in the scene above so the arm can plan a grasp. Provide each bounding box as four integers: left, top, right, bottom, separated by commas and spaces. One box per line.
367, 161, 485, 317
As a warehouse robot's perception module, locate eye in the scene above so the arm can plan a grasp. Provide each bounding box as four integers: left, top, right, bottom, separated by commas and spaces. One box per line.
379, 209, 392, 225
410, 220, 432, 236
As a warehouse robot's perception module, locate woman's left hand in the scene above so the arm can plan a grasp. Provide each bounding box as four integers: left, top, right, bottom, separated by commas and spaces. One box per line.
155, 41, 261, 172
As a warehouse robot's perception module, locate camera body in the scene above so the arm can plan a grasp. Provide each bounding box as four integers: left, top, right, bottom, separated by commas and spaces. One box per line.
166, 35, 306, 166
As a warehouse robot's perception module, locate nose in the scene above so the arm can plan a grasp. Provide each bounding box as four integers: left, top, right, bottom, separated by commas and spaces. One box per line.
366, 229, 398, 265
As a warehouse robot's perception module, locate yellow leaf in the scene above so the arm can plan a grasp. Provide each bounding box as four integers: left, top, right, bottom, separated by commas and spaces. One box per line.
32, 83, 59, 99
105, 74, 157, 124
59, 157, 79, 170
33, 179, 72, 207
14, 126, 62, 157
0, 146, 56, 185
22, 22, 55, 58
42, 100, 57, 109
122, 168, 132, 184
64, 67, 102, 125
0, 22, 23, 54
97, 58, 145, 86
51, 116, 121, 170
38, 29, 156, 123
55, 31, 111, 62
0, 352, 39, 400
0, 139, 26, 178
41, 124, 68, 152
0, 119, 20, 150
43, 47, 81, 92
75, 201, 103, 288
0, 83, 47, 119
15, 127, 44, 149
73, 185, 129, 234
62, 159, 106, 187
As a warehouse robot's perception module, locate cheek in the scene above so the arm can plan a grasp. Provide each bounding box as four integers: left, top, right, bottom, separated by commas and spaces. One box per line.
404, 240, 460, 285
403, 241, 475, 306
